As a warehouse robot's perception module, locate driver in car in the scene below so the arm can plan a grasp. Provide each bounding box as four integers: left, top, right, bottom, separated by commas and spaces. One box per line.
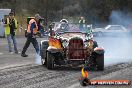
60, 19, 69, 31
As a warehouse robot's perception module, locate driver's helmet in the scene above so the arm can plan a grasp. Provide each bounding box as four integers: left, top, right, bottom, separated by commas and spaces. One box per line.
60, 19, 68, 23
59, 19, 69, 31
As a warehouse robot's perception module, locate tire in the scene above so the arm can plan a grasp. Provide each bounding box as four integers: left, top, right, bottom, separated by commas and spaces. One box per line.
40, 41, 49, 65
96, 54, 104, 71
41, 58, 45, 65
46, 52, 55, 70
93, 41, 98, 49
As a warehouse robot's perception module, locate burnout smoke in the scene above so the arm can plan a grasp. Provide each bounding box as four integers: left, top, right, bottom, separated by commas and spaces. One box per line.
110, 10, 132, 26
35, 53, 41, 65
95, 10, 132, 66
95, 37, 132, 66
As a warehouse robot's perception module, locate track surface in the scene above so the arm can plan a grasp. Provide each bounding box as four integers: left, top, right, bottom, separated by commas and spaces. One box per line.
0, 63, 132, 88
0, 37, 132, 88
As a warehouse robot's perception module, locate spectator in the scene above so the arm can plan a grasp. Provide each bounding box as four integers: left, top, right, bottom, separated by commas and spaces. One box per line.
4, 12, 19, 54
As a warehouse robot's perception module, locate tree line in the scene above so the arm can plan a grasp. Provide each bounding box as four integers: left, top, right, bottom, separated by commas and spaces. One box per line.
0, 0, 132, 26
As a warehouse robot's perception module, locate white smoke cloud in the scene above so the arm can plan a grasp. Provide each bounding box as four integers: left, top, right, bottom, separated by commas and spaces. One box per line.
109, 10, 132, 26
35, 53, 41, 65
94, 10, 132, 66
95, 37, 132, 66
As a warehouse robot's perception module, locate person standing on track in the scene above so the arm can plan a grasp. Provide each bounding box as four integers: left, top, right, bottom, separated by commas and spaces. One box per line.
21, 14, 41, 57
79, 16, 86, 32
4, 12, 19, 54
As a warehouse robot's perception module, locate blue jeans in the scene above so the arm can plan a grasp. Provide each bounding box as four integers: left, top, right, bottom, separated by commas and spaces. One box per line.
6, 34, 18, 53
79, 25, 84, 32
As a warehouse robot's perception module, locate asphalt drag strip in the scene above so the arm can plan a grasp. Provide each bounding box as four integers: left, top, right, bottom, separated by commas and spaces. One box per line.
0, 62, 132, 88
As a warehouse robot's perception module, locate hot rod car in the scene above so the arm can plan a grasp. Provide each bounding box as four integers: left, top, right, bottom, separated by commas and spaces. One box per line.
40, 22, 104, 70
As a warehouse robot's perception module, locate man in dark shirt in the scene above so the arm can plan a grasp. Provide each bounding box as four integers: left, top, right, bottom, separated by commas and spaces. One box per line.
21, 14, 41, 57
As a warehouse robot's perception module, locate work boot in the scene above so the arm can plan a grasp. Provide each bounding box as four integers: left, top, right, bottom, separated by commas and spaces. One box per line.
21, 53, 28, 57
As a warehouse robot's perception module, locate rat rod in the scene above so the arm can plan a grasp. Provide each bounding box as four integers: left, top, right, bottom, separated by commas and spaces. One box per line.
40, 22, 104, 70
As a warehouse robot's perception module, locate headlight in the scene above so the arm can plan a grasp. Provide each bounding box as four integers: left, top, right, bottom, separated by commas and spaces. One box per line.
62, 39, 68, 48
85, 36, 89, 41
84, 41, 88, 47
54, 33, 60, 39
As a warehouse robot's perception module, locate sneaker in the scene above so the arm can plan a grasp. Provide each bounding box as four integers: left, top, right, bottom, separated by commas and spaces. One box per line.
10, 52, 14, 54
21, 53, 28, 57
15, 51, 21, 54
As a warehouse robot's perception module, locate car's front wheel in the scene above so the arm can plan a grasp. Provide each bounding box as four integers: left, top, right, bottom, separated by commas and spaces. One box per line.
40, 41, 49, 66
46, 52, 55, 70
41, 58, 45, 65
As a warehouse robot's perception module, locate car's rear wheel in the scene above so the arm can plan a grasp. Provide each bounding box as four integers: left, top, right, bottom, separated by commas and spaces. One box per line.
96, 54, 104, 71
46, 52, 55, 70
